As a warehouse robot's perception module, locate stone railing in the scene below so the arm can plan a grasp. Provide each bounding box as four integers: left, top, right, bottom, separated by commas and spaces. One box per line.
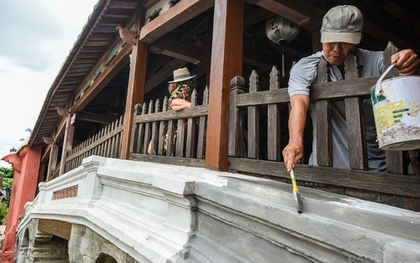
18, 156, 420, 263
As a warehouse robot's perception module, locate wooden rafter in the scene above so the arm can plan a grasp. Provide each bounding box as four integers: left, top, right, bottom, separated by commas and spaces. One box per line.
139, 0, 214, 43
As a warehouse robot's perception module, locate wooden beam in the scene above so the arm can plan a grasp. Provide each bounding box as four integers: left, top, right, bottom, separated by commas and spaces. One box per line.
253, 0, 419, 52
71, 44, 131, 113
38, 219, 71, 240
234, 76, 379, 107
41, 144, 51, 163
76, 111, 117, 124
139, 0, 214, 44
229, 158, 420, 198
142, 0, 161, 9
55, 117, 67, 144
121, 7, 148, 159
205, 0, 244, 171
145, 58, 187, 93
150, 37, 211, 67
253, 0, 324, 32
340, 0, 420, 52
244, 5, 274, 28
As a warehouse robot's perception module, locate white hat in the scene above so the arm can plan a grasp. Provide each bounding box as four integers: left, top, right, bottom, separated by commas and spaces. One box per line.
168, 67, 196, 83
321, 5, 363, 44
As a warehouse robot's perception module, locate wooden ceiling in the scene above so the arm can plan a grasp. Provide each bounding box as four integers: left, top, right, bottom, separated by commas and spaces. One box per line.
28, 0, 420, 157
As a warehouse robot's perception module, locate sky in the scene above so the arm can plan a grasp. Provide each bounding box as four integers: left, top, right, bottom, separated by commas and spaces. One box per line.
0, 0, 98, 167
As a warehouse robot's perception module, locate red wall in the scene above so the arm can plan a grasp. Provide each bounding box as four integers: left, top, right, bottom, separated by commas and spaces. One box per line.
1, 145, 42, 263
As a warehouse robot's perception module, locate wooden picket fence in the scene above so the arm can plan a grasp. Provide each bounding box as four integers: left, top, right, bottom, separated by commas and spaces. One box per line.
129, 87, 209, 167
64, 115, 124, 173
228, 65, 420, 200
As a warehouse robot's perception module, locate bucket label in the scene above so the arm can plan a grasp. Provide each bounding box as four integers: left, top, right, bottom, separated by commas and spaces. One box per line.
374, 102, 409, 133
374, 100, 420, 133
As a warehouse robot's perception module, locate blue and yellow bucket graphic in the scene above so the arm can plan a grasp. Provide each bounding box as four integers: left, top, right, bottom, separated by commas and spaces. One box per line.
371, 73, 420, 151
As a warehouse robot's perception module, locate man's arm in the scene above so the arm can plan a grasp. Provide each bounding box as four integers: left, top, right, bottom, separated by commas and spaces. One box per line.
282, 94, 310, 172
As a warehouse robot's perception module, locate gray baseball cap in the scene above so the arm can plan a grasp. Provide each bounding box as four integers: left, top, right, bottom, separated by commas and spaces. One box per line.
321, 5, 363, 44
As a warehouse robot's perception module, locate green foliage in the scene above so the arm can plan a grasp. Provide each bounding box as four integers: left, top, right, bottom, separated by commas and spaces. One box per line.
0, 167, 13, 179
2, 178, 13, 189
0, 202, 7, 225
0, 166, 13, 225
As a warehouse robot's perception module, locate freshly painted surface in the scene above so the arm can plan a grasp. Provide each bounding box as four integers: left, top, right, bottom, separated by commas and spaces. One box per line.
17, 156, 420, 262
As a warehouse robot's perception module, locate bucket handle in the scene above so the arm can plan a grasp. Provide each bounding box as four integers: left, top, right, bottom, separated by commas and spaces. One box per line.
375, 64, 395, 98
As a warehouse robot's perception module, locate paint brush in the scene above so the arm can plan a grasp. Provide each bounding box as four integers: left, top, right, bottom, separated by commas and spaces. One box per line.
290, 169, 303, 213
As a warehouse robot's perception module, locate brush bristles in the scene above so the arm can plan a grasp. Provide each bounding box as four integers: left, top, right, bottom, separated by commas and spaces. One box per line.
293, 192, 303, 213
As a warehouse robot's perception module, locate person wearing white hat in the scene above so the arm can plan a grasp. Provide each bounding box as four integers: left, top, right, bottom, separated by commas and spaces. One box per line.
282, 5, 419, 173
167, 67, 196, 111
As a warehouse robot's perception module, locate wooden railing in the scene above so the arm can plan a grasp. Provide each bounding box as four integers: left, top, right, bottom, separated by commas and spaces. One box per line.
64, 115, 124, 173
55, 43, 419, 207
229, 66, 420, 200
129, 87, 209, 167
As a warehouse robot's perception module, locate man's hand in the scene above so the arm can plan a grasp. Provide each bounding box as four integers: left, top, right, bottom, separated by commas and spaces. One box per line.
391, 49, 419, 76
282, 142, 303, 172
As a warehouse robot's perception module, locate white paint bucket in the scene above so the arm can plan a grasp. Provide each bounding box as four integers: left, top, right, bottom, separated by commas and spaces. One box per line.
371, 64, 420, 151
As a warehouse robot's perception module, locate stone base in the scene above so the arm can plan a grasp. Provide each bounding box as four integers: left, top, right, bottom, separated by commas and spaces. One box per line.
15, 156, 420, 263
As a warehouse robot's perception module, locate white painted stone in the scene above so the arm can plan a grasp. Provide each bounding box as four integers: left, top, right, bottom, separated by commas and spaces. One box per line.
17, 156, 420, 263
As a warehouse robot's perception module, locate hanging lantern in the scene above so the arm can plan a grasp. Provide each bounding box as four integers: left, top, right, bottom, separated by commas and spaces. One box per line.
266, 15, 299, 46
266, 15, 299, 77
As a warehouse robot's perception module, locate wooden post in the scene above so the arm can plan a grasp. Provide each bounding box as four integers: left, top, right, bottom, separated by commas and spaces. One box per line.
315, 57, 332, 167
59, 113, 74, 176
383, 41, 405, 174
46, 143, 59, 181
248, 70, 260, 159
205, 0, 244, 171
344, 54, 368, 170
267, 66, 281, 161
228, 76, 245, 158
120, 7, 148, 159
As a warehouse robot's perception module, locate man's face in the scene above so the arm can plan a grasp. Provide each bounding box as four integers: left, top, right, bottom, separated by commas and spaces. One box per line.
322, 42, 356, 66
